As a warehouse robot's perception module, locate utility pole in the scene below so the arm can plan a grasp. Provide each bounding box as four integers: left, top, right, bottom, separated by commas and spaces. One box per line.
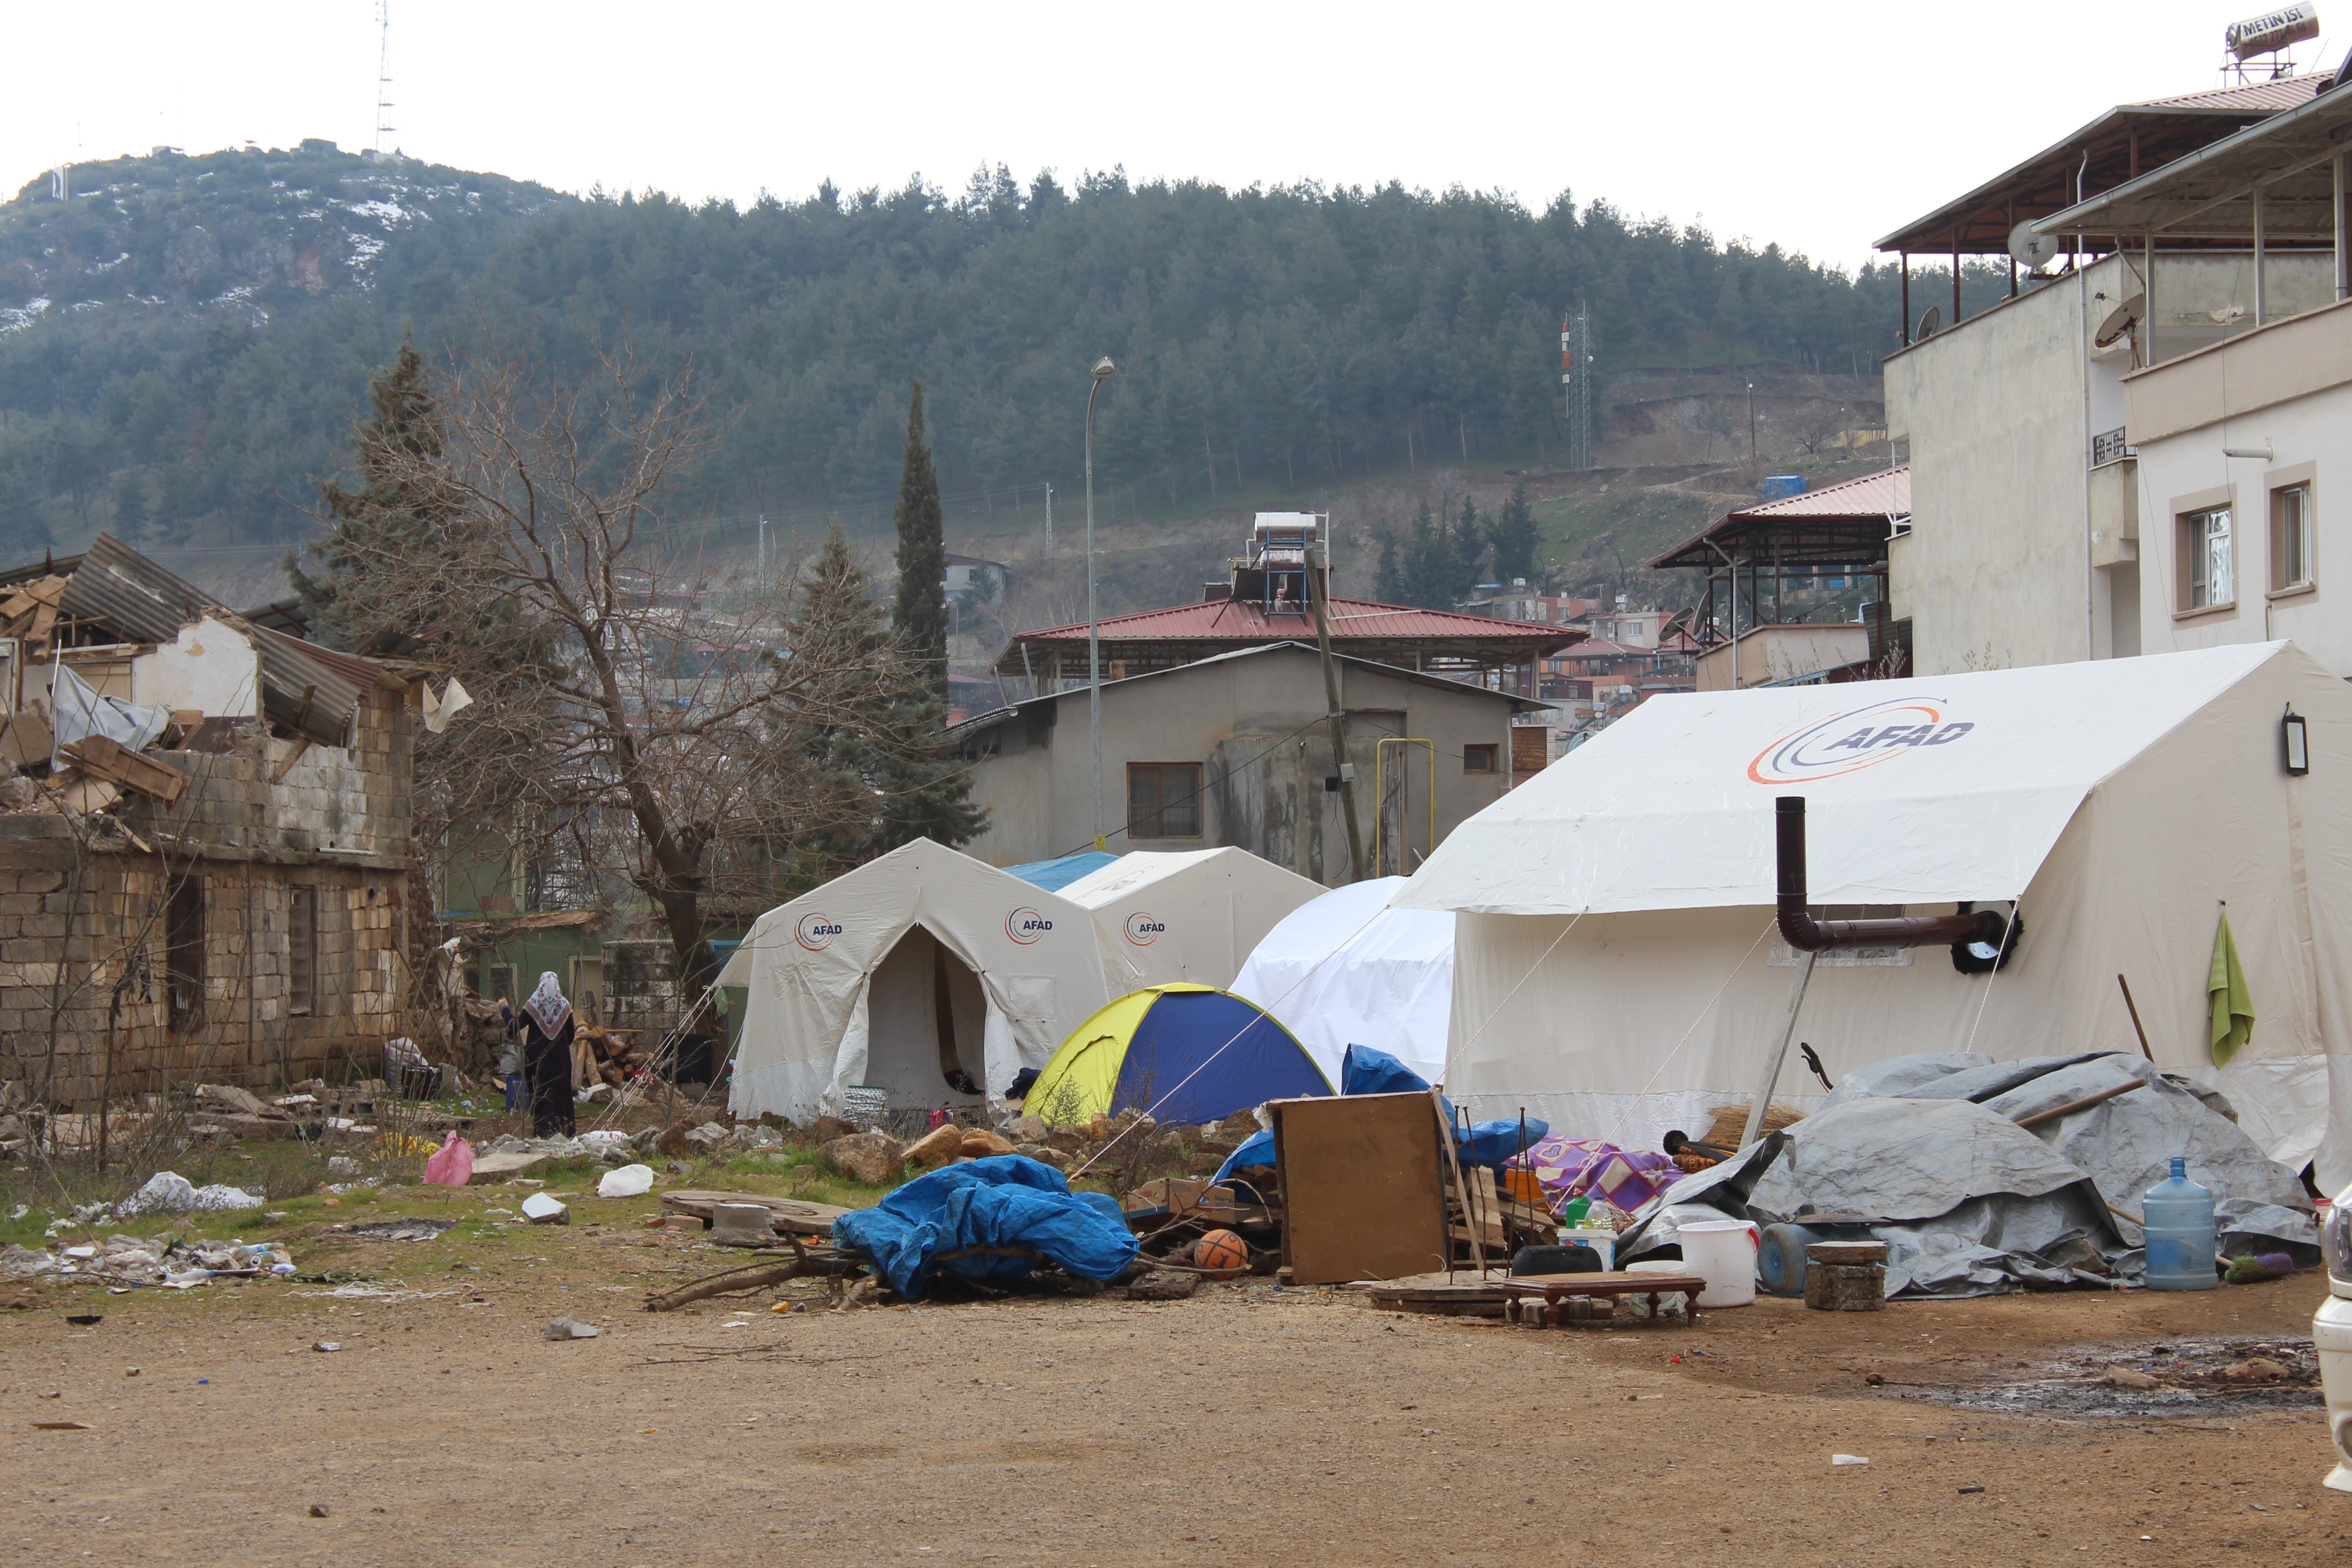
1747, 381, 1758, 462
756, 515, 766, 577
1044, 481, 1053, 559
1306, 532, 1365, 883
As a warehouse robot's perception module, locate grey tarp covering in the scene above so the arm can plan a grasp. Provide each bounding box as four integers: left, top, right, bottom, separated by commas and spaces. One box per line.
1619, 1051, 2318, 1298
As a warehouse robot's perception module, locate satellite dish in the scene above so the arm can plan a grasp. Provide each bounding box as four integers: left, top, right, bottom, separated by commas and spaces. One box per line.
1915, 305, 1942, 339
2009, 220, 2065, 271
2095, 293, 2146, 349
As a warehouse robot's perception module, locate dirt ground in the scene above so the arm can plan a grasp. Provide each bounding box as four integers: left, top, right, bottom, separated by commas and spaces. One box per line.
2, 1177, 2347, 1567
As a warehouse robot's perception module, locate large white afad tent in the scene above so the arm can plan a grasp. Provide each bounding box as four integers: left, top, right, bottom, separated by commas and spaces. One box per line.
721, 840, 1112, 1122
1394, 642, 2352, 1188
1056, 848, 1326, 992
1229, 876, 1455, 1086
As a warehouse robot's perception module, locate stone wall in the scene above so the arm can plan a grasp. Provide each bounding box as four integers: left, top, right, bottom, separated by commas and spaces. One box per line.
0, 679, 423, 1105
0, 823, 411, 1106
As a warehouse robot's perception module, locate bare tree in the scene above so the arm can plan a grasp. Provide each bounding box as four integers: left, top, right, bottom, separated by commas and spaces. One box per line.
327, 333, 957, 1035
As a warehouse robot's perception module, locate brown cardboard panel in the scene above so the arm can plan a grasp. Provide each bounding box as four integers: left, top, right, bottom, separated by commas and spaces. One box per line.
1273, 1092, 1447, 1285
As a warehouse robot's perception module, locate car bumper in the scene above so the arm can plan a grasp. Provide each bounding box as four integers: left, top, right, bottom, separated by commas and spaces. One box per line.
2316, 1293, 2352, 1491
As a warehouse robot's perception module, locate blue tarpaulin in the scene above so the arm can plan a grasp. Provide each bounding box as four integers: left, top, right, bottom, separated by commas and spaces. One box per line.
832, 1155, 1139, 1300
1003, 851, 1118, 892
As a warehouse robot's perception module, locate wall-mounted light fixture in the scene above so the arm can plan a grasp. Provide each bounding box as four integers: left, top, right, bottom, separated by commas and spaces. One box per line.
2283, 705, 2310, 775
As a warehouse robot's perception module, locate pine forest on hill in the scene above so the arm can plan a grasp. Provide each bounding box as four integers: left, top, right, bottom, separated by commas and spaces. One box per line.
0, 141, 2022, 594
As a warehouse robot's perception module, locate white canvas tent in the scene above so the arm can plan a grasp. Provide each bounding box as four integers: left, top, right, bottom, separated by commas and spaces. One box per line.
721, 839, 1113, 1122
1228, 876, 1456, 1087
1056, 847, 1325, 992
1395, 642, 2352, 1188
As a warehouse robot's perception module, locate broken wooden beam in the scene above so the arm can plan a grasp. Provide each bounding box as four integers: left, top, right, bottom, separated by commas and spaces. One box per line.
57, 735, 188, 804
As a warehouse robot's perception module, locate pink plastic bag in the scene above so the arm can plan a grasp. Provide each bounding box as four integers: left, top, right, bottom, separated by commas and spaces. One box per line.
423, 1131, 475, 1187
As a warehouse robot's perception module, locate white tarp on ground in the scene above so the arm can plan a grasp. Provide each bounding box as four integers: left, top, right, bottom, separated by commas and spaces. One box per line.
1228, 876, 1456, 1087
721, 839, 1113, 1123
1396, 643, 2352, 1189
1056, 847, 1325, 992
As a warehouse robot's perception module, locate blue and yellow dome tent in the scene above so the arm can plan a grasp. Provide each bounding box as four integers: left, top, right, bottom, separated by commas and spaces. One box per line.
1025, 984, 1333, 1127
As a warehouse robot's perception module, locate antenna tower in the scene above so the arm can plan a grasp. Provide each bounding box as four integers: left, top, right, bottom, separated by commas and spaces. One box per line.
372, 1, 397, 157
1561, 305, 1594, 470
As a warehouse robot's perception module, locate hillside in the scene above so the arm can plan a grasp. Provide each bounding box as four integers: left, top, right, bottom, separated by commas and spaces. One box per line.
0, 142, 2000, 595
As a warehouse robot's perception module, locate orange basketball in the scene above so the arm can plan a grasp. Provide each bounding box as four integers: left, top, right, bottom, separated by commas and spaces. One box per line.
1194, 1229, 1250, 1279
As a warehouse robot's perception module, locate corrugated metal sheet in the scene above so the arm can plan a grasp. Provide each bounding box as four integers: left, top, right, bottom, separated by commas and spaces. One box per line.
56, 534, 371, 745
2133, 78, 2325, 113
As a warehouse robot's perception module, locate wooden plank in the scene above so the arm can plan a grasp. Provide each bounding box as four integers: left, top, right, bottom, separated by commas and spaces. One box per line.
58, 735, 188, 804
659, 1190, 849, 1237
1273, 1092, 1449, 1286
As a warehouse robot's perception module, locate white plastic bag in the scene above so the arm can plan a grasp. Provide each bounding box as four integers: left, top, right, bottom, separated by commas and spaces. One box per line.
597, 1163, 654, 1199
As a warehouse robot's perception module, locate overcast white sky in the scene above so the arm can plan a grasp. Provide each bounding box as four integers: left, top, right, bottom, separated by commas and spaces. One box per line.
2, 3, 2337, 270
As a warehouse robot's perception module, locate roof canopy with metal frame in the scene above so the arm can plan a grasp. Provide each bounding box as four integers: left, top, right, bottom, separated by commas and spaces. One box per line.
991, 594, 1581, 684
1648, 466, 1910, 666
1875, 77, 2323, 255
2033, 73, 2352, 328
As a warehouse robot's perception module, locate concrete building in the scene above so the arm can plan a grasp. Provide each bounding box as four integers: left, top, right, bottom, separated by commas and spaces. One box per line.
1873, 74, 2345, 675
0, 536, 420, 1105
949, 642, 1541, 884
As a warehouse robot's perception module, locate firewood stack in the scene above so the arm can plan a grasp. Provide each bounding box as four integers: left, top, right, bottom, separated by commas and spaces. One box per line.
577, 1023, 655, 1087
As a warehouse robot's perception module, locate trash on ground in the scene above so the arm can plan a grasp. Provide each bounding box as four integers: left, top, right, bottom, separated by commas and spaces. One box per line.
543, 1316, 599, 1340
422, 1131, 475, 1186
597, 1163, 654, 1199
335, 1219, 452, 1242
1832, 1454, 1870, 1467
520, 1193, 568, 1225
117, 1171, 266, 1215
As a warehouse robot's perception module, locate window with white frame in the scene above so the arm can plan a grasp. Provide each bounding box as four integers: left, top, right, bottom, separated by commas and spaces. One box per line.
2273, 483, 2315, 591
2182, 504, 2233, 609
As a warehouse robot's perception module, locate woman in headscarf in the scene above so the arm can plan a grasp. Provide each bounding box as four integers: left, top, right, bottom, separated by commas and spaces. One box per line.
519, 972, 577, 1138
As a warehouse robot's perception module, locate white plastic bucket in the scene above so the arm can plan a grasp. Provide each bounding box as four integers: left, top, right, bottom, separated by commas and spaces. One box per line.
1677, 1219, 1759, 1307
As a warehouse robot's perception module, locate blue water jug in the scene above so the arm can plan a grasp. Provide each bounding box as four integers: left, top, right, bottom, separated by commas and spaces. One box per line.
2142, 1156, 2217, 1291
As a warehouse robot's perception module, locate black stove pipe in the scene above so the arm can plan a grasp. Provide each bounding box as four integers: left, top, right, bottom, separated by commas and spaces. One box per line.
1776, 795, 2009, 952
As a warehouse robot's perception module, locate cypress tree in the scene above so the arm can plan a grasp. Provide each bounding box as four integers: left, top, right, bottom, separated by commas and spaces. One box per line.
891, 380, 950, 703
1490, 481, 1539, 585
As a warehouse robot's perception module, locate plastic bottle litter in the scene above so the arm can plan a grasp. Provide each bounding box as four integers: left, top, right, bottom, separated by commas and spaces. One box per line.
2142, 1156, 2218, 1292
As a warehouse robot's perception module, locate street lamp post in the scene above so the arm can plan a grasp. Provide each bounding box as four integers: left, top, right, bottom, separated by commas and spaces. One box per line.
1086, 356, 1116, 852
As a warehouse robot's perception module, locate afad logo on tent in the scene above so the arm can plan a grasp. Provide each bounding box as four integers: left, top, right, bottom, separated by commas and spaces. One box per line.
794, 912, 843, 951
1747, 696, 1976, 784
1123, 911, 1166, 946
1005, 906, 1054, 944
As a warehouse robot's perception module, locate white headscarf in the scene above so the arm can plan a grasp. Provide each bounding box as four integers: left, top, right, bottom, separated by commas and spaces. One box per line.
523, 971, 571, 1036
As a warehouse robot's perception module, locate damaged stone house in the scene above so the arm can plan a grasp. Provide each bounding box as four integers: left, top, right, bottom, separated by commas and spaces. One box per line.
0, 535, 424, 1107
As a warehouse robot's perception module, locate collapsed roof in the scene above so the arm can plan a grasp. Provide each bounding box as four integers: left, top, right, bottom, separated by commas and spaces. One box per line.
8, 534, 388, 746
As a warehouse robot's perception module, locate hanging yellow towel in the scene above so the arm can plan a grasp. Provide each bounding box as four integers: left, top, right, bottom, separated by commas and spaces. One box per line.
2207, 908, 2256, 1066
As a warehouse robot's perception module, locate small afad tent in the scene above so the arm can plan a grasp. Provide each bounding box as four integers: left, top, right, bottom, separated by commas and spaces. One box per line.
1056, 847, 1327, 991
721, 839, 1112, 1123
1026, 984, 1333, 1127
